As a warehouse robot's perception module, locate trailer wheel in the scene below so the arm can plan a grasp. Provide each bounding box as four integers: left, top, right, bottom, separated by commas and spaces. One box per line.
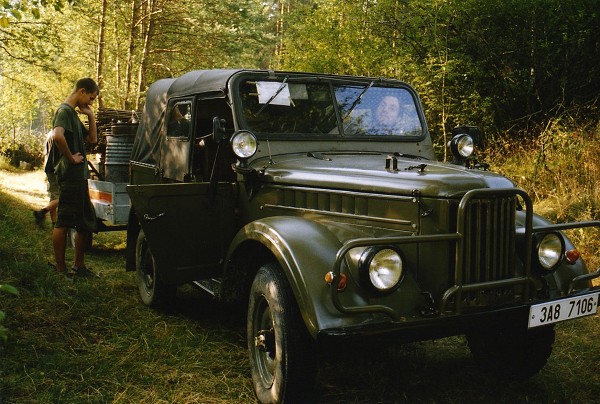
248, 262, 317, 403
135, 230, 176, 307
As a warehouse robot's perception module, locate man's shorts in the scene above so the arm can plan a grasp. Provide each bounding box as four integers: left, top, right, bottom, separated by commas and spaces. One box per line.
46, 172, 59, 201
55, 179, 97, 232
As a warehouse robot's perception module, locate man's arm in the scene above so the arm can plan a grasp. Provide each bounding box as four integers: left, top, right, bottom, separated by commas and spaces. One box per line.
52, 126, 84, 165
79, 105, 97, 144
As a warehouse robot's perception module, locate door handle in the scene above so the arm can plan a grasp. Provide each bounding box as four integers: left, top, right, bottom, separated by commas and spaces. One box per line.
143, 212, 165, 222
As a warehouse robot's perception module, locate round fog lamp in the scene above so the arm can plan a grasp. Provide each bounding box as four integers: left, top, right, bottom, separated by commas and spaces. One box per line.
456, 135, 474, 158
231, 130, 257, 159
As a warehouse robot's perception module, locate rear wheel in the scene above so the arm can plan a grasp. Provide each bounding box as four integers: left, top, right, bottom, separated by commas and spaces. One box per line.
136, 230, 176, 307
466, 319, 555, 379
248, 262, 317, 403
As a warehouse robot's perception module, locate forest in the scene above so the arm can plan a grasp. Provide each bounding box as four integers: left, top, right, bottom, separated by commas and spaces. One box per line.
1, 0, 598, 156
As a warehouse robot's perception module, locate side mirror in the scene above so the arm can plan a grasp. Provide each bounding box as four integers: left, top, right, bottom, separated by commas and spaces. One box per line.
212, 116, 228, 144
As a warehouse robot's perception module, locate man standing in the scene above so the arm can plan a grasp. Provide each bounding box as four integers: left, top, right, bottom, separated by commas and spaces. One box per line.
51, 78, 99, 278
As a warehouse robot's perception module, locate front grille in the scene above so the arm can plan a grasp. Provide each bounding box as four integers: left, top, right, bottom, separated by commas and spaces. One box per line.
463, 196, 517, 282
458, 195, 518, 306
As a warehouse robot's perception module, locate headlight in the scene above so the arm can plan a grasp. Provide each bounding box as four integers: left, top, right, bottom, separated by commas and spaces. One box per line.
230, 130, 257, 159
535, 232, 565, 272
448, 133, 474, 159
359, 247, 405, 294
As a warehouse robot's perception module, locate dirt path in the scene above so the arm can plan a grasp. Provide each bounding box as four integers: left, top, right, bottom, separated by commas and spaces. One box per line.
0, 169, 48, 209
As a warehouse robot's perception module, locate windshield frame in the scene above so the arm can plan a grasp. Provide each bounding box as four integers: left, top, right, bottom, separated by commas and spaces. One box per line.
230, 72, 427, 142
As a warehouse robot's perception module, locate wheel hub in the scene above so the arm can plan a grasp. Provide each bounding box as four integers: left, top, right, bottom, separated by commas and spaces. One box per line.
255, 328, 275, 356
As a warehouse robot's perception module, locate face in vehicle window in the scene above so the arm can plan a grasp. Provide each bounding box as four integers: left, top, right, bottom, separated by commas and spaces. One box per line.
238, 80, 338, 135
334, 85, 422, 136
167, 102, 192, 138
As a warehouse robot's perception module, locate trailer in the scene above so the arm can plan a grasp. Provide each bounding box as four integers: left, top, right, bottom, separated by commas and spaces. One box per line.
83, 109, 139, 242
88, 179, 129, 231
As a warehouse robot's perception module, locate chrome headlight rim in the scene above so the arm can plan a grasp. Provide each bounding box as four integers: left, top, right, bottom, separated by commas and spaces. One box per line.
230, 130, 258, 160
358, 246, 405, 295
534, 231, 565, 273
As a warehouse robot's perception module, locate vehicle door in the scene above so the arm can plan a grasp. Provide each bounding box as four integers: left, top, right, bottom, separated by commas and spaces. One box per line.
128, 181, 237, 285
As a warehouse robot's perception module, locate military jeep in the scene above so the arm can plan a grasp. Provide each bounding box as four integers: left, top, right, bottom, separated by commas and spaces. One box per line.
125, 69, 600, 403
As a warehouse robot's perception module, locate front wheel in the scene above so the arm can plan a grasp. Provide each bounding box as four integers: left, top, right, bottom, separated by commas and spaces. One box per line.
248, 262, 317, 403
135, 230, 176, 308
466, 319, 555, 379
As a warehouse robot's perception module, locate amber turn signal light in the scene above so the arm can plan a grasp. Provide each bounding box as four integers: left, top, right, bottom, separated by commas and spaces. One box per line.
324, 272, 347, 290
565, 249, 581, 264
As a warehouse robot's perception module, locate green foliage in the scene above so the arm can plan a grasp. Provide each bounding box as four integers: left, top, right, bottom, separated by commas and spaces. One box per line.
280, 0, 600, 149
488, 107, 600, 270
0, 284, 19, 343
0, 0, 72, 26
0, 0, 276, 141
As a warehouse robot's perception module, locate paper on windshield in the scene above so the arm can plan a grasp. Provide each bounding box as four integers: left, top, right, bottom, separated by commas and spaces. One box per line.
256, 81, 291, 106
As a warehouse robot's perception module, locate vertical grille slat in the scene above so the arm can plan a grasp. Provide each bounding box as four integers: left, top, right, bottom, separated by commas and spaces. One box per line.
461, 195, 517, 306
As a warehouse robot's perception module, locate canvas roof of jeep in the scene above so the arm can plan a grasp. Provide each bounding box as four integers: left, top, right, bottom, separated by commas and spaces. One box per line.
131, 69, 242, 165
130, 69, 426, 165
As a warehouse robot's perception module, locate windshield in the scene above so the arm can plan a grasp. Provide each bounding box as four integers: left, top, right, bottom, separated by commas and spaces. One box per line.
237, 78, 423, 137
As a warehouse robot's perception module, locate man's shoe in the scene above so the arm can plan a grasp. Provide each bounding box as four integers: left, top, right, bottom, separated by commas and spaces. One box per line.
49, 263, 73, 282
33, 210, 45, 226
71, 266, 98, 279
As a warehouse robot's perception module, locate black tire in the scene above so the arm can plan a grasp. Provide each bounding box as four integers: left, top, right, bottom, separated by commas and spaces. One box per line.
248, 262, 317, 403
466, 320, 555, 379
135, 230, 176, 308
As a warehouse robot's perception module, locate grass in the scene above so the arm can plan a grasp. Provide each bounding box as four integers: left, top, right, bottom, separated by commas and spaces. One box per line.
0, 166, 599, 403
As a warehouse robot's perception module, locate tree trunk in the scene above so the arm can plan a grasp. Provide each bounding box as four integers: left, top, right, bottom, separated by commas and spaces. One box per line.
136, 0, 157, 109
125, 0, 140, 110
96, 0, 109, 109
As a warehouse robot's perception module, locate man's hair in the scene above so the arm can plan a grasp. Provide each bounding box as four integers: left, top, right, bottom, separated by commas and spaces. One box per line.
75, 78, 99, 94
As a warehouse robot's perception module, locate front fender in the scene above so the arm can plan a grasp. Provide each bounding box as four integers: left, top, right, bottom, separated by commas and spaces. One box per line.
226, 216, 346, 338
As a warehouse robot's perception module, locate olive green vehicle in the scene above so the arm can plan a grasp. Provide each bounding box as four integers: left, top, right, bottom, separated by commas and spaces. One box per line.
125, 69, 600, 403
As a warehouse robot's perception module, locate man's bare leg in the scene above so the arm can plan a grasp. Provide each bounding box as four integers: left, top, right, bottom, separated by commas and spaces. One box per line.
74, 230, 88, 269
52, 226, 68, 272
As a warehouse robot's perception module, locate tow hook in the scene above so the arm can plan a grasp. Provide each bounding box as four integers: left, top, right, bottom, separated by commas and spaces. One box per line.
420, 291, 439, 317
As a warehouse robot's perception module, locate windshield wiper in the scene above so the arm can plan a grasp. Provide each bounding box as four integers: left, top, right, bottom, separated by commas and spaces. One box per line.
256, 77, 288, 116
342, 80, 375, 120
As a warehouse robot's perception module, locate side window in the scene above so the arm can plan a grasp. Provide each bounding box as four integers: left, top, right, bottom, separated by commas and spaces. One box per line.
167, 101, 192, 138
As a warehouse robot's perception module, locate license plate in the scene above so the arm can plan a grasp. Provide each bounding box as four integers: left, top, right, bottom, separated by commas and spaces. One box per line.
529, 293, 599, 328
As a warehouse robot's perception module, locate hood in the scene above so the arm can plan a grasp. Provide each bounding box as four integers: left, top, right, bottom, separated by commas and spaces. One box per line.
253, 152, 515, 198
